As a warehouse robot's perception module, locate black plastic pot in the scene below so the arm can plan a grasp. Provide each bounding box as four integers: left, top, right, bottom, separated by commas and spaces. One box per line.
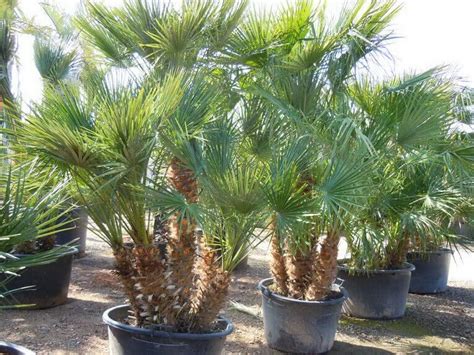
407, 248, 452, 294
338, 263, 415, 319
258, 278, 347, 354
1, 246, 77, 309
0, 341, 34, 355
55, 207, 88, 257
103, 305, 234, 355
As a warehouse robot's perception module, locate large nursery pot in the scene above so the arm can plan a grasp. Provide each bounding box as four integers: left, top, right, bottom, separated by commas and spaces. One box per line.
55, 207, 88, 257
103, 305, 234, 355
407, 248, 452, 294
258, 278, 347, 354
1, 246, 77, 309
338, 263, 415, 319
0, 341, 34, 355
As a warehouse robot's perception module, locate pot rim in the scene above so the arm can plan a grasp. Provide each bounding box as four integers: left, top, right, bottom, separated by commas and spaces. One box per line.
407, 247, 453, 255
12, 245, 78, 258
337, 260, 415, 274
0, 341, 34, 355
257, 278, 347, 305
103, 304, 234, 339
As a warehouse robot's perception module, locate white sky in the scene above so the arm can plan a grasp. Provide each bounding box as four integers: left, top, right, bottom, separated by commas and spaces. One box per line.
13, 0, 474, 107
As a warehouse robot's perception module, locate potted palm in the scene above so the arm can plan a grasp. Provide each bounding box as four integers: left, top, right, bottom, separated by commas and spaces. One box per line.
16, 62, 269, 353
407, 88, 474, 294
257, 139, 374, 353
406, 132, 473, 294
339, 69, 471, 318
229, 0, 399, 352
0, 159, 76, 309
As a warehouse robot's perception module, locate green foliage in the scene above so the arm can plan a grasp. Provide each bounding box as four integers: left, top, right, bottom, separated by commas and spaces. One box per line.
34, 36, 79, 85
345, 70, 474, 270
8, 0, 473, 315
0, 160, 71, 253
76, 0, 249, 69
0, 0, 17, 112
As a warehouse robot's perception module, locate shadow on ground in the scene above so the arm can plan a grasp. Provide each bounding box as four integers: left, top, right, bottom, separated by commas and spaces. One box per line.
0, 297, 112, 353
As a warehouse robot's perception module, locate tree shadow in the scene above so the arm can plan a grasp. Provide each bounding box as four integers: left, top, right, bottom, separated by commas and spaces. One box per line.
404, 290, 474, 345
421, 285, 474, 306
224, 340, 395, 354
331, 340, 394, 354
0, 298, 113, 353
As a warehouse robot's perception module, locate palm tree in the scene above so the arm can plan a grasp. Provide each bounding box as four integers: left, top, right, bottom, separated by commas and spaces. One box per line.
345, 68, 474, 271
0, 157, 73, 306
75, 0, 250, 267
13, 63, 266, 331
231, 0, 399, 300
20, 0, 257, 331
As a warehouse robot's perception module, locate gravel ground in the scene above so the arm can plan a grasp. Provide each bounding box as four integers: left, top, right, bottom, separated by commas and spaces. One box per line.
0, 233, 473, 354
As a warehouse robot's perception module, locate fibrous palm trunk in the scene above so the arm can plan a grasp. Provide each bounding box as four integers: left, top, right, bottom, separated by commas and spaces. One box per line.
167, 157, 199, 328
132, 244, 172, 325
191, 243, 230, 330
286, 251, 312, 299
305, 231, 340, 300
167, 157, 231, 331
269, 222, 289, 295
385, 231, 410, 269
114, 246, 144, 325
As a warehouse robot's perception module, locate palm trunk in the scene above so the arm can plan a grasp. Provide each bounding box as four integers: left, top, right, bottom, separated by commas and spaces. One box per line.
385, 231, 410, 269
191, 244, 230, 331
167, 157, 198, 324
270, 228, 289, 296
286, 251, 312, 299
305, 231, 340, 300
132, 244, 170, 325
113, 247, 144, 326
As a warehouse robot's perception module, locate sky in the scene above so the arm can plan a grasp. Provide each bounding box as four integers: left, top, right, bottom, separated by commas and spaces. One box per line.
12, 0, 474, 108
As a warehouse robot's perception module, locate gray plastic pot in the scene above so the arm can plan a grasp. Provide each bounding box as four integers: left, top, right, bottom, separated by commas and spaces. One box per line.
407, 248, 452, 294
55, 207, 88, 257
0, 341, 34, 355
338, 263, 415, 319
258, 278, 347, 354
103, 305, 233, 355
1, 246, 77, 309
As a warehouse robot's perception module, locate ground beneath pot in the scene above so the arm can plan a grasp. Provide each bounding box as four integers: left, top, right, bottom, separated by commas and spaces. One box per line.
0, 233, 473, 354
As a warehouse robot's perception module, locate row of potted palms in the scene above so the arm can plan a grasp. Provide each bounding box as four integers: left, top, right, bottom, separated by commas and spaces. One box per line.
1, 0, 472, 354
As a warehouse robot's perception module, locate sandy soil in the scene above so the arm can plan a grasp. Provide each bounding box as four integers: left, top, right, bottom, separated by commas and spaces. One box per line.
1, 233, 473, 354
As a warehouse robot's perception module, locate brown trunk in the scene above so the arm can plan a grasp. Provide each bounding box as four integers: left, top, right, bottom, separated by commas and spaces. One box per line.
167, 157, 198, 322
169, 157, 198, 203
385, 232, 410, 269
286, 251, 312, 299
305, 231, 340, 300
113, 247, 144, 326
191, 244, 230, 331
132, 244, 170, 325
270, 230, 289, 296
195, 270, 230, 330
